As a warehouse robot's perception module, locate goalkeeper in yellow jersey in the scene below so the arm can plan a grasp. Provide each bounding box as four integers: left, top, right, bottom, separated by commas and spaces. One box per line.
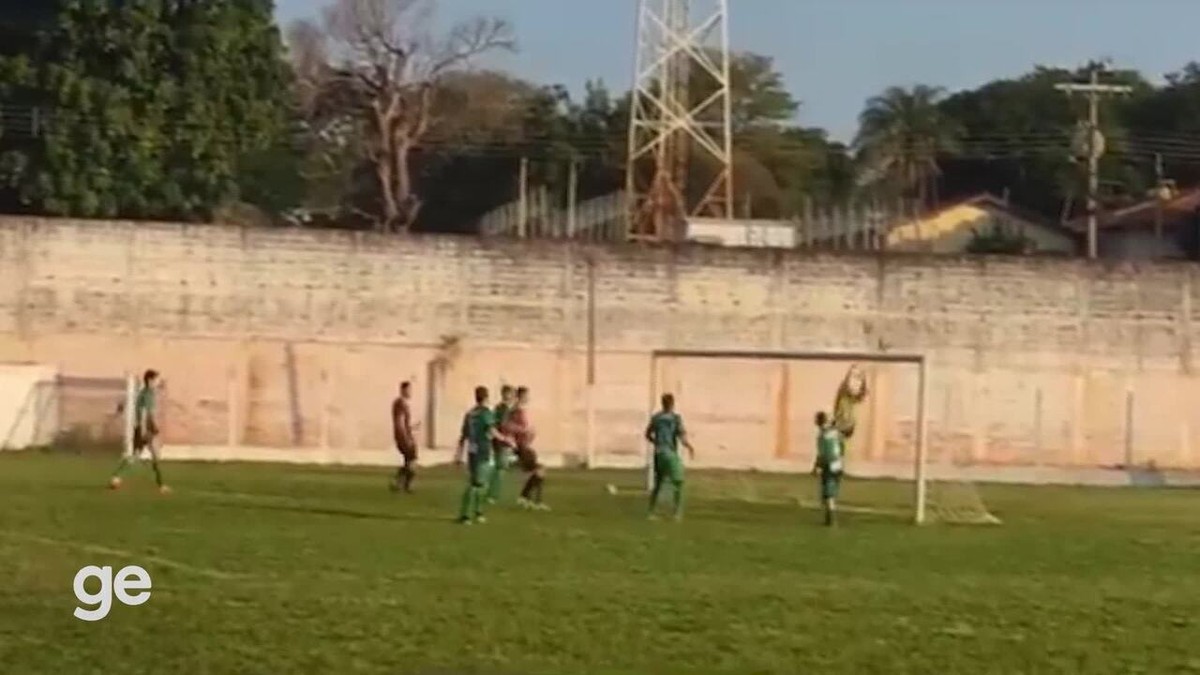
832, 364, 869, 445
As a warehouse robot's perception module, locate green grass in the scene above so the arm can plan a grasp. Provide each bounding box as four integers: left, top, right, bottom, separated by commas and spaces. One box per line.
1, 453, 1198, 674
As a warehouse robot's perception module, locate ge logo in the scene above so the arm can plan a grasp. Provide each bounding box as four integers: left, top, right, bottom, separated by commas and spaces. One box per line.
73, 565, 152, 622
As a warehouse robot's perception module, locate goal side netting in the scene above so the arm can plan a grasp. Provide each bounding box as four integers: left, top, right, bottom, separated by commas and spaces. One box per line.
645, 349, 1000, 525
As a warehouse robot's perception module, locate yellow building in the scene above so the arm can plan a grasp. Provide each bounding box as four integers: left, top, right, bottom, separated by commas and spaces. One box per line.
886, 193, 1077, 254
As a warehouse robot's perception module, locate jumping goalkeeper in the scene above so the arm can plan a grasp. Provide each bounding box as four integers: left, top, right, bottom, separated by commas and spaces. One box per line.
832, 364, 869, 445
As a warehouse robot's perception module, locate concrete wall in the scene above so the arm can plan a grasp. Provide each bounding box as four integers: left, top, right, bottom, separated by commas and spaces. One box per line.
2, 216, 1199, 473
1100, 229, 1188, 261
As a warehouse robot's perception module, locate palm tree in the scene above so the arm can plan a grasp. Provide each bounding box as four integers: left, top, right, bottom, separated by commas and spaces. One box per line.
853, 85, 962, 209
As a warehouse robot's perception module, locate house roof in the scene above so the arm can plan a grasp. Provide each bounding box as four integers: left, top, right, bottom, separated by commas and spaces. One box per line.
1066, 188, 1200, 232
900, 192, 1064, 232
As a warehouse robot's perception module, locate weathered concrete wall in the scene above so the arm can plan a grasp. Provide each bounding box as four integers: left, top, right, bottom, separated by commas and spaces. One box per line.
2, 216, 1198, 472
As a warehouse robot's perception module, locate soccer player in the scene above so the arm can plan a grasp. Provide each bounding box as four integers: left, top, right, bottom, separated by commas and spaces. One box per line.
832, 364, 869, 444
509, 386, 548, 510
453, 386, 511, 524
390, 381, 418, 493
108, 369, 169, 494
812, 411, 845, 527
646, 393, 694, 521
485, 385, 516, 504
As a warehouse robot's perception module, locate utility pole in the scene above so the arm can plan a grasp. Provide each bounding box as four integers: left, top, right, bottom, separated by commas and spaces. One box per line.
517, 157, 529, 238
1056, 64, 1132, 259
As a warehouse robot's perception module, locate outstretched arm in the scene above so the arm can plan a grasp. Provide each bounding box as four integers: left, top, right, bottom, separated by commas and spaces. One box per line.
489, 425, 513, 446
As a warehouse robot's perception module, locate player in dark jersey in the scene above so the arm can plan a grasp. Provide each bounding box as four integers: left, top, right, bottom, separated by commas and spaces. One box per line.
390, 381, 418, 493
485, 385, 516, 504
508, 386, 548, 510
109, 369, 169, 494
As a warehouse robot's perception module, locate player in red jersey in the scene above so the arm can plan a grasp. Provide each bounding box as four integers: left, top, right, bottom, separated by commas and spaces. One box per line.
390, 381, 419, 493
507, 386, 548, 510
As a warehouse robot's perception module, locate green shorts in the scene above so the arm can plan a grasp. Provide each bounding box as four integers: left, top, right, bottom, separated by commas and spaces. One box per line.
653, 451, 684, 485
491, 442, 511, 466
820, 470, 842, 500
468, 455, 494, 488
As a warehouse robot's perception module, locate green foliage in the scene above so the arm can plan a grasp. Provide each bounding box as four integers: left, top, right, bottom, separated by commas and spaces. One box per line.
937, 65, 1154, 219
0, 0, 294, 221
966, 218, 1035, 255
855, 85, 962, 204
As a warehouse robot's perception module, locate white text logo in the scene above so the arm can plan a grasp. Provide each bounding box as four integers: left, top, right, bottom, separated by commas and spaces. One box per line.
73, 565, 152, 621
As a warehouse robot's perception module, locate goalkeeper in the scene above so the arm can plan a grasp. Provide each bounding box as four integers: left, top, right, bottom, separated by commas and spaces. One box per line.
832, 364, 869, 444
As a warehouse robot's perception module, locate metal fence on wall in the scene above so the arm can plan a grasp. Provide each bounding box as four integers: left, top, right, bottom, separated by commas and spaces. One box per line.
478, 189, 917, 251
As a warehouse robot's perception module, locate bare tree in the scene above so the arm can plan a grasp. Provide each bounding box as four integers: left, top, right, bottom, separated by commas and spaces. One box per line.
291, 0, 515, 232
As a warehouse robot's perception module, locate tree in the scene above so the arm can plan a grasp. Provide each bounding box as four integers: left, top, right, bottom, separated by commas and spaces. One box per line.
0, 0, 294, 221
854, 85, 962, 207
291, 0, 514, 233
938, 65, 1153, 221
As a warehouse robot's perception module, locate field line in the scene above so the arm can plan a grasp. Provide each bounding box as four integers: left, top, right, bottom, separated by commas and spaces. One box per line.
792, 500, 909, 517
0, 529, 249, 581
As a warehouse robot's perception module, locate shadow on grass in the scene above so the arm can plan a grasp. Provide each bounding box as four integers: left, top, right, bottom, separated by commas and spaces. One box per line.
200, 496, 450, 525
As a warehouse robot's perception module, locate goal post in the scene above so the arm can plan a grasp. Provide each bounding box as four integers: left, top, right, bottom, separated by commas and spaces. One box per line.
123, 372, 137, 458
646, 349, 933, 524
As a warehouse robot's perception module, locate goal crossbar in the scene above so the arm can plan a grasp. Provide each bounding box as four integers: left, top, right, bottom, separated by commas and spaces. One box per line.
647, 349, 931, 525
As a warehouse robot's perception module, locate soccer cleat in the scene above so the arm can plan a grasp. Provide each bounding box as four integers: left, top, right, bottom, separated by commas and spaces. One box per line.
108, 477, 123, 490
457, 517, 473, 525
473, 515, 487, 524
486, 497, 497, 505
647, 513, 659, 521
516, 498, 532, 509
533, 502, 551, 512
159, 485, 172, 495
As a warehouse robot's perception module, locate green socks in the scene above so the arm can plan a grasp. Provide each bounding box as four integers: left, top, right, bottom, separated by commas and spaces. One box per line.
486, 464, 505, 502
459, 485, 485, 521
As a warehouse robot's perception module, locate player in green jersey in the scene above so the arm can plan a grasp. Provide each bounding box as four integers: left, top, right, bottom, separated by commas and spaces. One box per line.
645, 393, 694, 521
485, 385, 516, 504
109, 369, 169, 494
453, 386, 512, 524
812, 411, 845, 527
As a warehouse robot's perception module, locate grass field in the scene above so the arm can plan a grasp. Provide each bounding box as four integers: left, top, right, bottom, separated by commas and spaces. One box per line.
1, 453, 1198, 674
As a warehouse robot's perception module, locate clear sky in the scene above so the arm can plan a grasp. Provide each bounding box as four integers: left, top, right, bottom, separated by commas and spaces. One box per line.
276, 0, 1200, 142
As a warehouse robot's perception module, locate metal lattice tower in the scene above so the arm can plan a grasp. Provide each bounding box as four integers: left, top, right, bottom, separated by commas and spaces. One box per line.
626, 0, 734, 242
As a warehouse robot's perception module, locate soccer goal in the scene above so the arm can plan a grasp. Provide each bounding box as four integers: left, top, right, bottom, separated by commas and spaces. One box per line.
645, 349, 999, 525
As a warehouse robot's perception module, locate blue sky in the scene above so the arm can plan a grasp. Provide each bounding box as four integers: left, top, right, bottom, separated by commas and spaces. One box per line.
276, 0, 1200, 142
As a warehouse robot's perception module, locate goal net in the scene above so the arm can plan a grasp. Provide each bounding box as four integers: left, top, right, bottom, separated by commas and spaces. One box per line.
645, 349, 1000, 525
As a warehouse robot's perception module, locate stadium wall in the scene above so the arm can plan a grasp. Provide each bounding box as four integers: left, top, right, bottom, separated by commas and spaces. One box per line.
1, 216, 1199, 477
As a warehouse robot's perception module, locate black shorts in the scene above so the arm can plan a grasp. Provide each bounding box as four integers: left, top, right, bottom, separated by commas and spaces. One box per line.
515, 447, 540, 472
395, 441, 417, 462
133, 426, 157, 451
